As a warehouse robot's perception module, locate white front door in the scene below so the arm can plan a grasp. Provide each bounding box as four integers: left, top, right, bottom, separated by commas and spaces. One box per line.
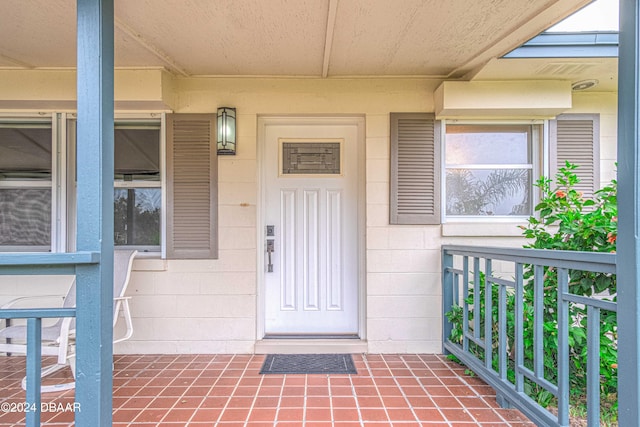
262, 118, 361, 335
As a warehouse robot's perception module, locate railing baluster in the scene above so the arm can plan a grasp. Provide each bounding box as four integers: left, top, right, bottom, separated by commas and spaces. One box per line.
462, 256, 469, 352
453, 271, 459, 306
484, 258, 492, 371
514, 263, 524, 393
442, 249, 454, 353
499, 282, 507, 381
474, 257, 481, 340
534, 264, 544, 378
557, 268, 570, 427
26, 318, 42, 427
587, 306, 601, 426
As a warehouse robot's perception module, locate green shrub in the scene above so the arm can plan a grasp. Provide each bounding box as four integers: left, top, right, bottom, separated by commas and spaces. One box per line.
446, 161, 618, 415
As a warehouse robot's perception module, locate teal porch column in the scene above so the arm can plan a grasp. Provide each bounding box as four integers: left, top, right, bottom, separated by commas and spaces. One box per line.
616, 0, 640, 425
75, 0, 114, 425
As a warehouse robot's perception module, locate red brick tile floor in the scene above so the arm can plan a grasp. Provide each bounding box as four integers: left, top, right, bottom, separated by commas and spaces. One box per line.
0, 353, 535, 426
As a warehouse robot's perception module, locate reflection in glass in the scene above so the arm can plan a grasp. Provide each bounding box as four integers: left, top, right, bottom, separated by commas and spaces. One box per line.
114, 128, 160, 181
446, 169, 531, 216
0, 126, 52, 180
446, 125, 530, 165
0, 189, 51, 245
114, 188, 161, 246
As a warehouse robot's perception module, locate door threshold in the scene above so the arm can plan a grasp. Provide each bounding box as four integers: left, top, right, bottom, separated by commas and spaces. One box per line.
254, 338, 368, 354
264, 334, 359, 340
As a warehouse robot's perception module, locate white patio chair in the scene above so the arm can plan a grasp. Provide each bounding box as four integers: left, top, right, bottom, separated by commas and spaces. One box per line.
0, 249, 137, 392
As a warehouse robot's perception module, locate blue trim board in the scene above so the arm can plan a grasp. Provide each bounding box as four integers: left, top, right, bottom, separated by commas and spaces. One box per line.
504, 31, 619, 58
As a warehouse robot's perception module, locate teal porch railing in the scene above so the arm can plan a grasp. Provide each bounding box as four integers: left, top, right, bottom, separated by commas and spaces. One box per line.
0, 252, 99, 427
442, 245, 617, 427
1, 308, 76, 427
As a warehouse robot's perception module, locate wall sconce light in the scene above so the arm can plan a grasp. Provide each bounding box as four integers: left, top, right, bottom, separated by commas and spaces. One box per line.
217, 107, 236, 155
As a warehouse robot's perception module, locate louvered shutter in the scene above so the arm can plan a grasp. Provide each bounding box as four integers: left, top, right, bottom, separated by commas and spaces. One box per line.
550, 114, 600, 199
390, 113, 441, 224
166, 114, 218, 259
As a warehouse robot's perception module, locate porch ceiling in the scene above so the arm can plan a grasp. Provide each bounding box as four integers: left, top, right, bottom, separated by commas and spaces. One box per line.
474, 56, 618, 92
0, 0, 591, 79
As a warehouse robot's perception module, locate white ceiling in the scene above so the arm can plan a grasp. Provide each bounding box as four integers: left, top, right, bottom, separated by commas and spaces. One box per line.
0, 0, 595, 80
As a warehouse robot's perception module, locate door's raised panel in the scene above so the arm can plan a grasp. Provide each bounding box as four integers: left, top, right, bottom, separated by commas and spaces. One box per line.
326, 189, 343, 311
280, 189, 297, 310
303, 190, 320, 310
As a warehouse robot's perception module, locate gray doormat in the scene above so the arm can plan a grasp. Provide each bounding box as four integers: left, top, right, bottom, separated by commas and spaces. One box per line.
260, 354, 357, 375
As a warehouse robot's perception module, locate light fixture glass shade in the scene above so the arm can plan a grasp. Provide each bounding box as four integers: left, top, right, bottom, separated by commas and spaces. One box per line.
217, 107, 236, 155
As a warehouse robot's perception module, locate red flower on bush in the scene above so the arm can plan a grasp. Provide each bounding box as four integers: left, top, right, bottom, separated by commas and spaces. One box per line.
555, 190, 567, 198
607, 232, 617, 244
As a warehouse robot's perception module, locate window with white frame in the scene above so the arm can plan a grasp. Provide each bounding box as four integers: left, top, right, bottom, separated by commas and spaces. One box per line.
68, 119, 162, 252
444, 123, 540, 218
0, 119, 53, 250
113, 122, 162, 250
0, 116, 162, 253
1, 113, 217, 258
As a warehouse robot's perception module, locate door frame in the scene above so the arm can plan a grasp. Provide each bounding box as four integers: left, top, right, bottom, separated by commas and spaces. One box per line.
256, 115, 366, 340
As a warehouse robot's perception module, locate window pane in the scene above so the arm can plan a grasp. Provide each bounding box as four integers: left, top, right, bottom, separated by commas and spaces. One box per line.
0, 189, 51, 245
0, 125, 52, 180
114, 127, 160, 181
446, 125, 530, 165
446, 169, 531, 216
114, 188, 161, 246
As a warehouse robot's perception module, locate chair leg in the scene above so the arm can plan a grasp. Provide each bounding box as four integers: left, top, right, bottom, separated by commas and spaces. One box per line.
69, 355, 76, 378
5, 319, 11, 357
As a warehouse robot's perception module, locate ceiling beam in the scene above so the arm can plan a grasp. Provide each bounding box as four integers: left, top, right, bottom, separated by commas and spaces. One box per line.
321, 0, 339, 78
115, 17, 189, 77
0, 53, 34, 69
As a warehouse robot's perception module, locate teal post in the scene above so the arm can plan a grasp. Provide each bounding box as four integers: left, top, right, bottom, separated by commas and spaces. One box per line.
617, 0, 640, 425
442, 249, 453, 353
75, 0, 114, 425
25, 318, 42, 427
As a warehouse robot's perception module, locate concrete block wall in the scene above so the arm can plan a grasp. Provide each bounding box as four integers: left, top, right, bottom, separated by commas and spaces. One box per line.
0, 71, 619, 355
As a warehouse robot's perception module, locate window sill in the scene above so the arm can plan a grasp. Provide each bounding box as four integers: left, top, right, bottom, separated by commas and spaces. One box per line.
442, 221, 528, 237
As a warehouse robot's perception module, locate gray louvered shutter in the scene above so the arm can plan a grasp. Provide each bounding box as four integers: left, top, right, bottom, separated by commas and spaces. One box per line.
390, 113, 441, 224
550, 114, 600, 199
166, 114, 218, 259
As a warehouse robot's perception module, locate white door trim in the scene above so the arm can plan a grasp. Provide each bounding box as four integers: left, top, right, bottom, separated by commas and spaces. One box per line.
256, 115, 366, 340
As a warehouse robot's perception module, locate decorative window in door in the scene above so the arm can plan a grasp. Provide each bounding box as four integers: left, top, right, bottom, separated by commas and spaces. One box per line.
279, 139, 343, 176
